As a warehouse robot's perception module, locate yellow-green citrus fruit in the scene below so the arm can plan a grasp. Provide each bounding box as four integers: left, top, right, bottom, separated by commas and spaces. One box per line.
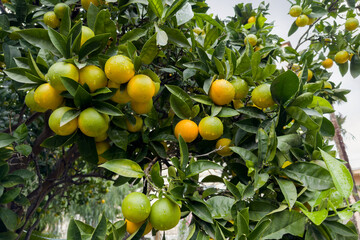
47, 62, 79, 92
78, 108, 109, 137
81, 0, 103, 10
323, 82, 332, 89
96, 141, 110, 164
322, 58, 333, 69
248, 16, 256, 23
216, 138, 233, 156
282, 161, 292, 168
174, 119, 199, 143
198, 116, 223, 140
34, 83, 64, 110
54, 3, 69, 19
193, 27, 205, 35
94, 132, 108, 142
296, 15, 309, 27
25, 89, 46, 112
79, 65, 108, 92
108, 81, 131, 104
297, 69, 313, 81
231, 78, 249, 100
127, 74, 155, 103
291, 64, 301, 72
122, 192, 151, 223
209, 79, 235, 105
154, 82, 160, 95
251, 83, 275, 109
244, 34, 257, 47
345, 18, 359, 31
130, 100, 153, 115
105, 55, 135, 84
125, 219, 152, 236
81, 26, 95, 47
43, 11, 60, 28
126, 115, 143, 132
232, 99, 244, 109
289, 5, 302, 17
307, 18, 315, 25
49, 107, 78, 136
334, 50, 349, 64
149, 198, 181, 231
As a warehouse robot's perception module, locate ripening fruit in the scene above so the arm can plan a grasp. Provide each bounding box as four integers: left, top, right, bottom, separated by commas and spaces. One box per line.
122, 192, 151, 223
43, 11, 60, 29
296, 15, 309, 27
297, 69, 313, 81
96, 141, 110, 164
334, 50, 349, 64
47, 62, 79, 92
193, 27, 205, 36
127, 75, 155, 103
174, 119, 199, 143
244, 34, 257, 46
251, 83, 275, 109
49, 107, 78, 136
125, 115, 143, 133
248, 16, 256, 24
79, 65, 108, 92
289, 5, 302, 17
54, 3, 69, 19
307, 18, 315, 25
81, 0, 103, 10
25, 89, 46, 112
108, 81, 131, 104
231, 78, 249, 100
81, 26, 95, 47
105, 55, 135, 84
216, 138, 233, 156
130, 100, 153, 115
322, 58, 333, 69
78, 108, 109, 137
282, 161, 292, 168
126, 219, 152, 236
323, 81, 332, 89
94, 132, 108, 142
345, 18, 359, 31
149, 198, 181, 231
209, 79, 235, 105
34, 83, 64, 110
232, 99, 244, 109
198, 116, 223, 140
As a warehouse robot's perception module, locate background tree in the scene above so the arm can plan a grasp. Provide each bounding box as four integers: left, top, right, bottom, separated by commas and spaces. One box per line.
0, 0, 359, 239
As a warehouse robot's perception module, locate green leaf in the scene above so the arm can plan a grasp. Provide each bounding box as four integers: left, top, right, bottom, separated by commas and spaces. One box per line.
18, 29, 60, 56
187, 201, 213, 223
176, 2, 194, 25
248, 219, 271, 240
60, 109, 80, 127
150, 162, 164, 188
91, 214, 107, 240
166, 85, 193, 108
164, 0, 187, 20
77, 133, 98, 165
94, 10, 117, 43
320, 150, 353, 198
1, 175, 25, 188
87, 4, 100, 30
288, 21, 298, 37
179, 135, 189, 171
186, 160, 222, 178
0, 188, 21, 204
15, 144, 32, 157
61, 76, 81, 96
237, 107, 267, 120
310, 6, 329, 18
140, 34, 158, 64
271, 70, 299, 106
79, 33, 110, 60
261, 210, 306, 239
67, 218, 82, 240
93, 101, 123, 116
282, 162, 334, 190
338, 62, 348, 76
0, 133, 16, 148
207, 196, 234, 220
0, 207, 18, 231
170, 95, 192, 119
162, 26, 190, 48
48, 28, 68, 58
286, 106, 320, 130
28, 51, 45, 80
204, 28, 219, 50
224, 179, 241, 200
4, 68, 35, 84
249, 200, 278, 221
301, 209, 328, 226
99, 159, 144, 178
108, 129, 128, 151
41, 133, 77, 148
194, 13, 224, 31
59, 5, 71, 36
254, 172, 269, 190
230, 146, 258, 165
191, 95, 212, 105
275, 178, 297, 209
350, 54, 360, 78
291, 92, 313, 108
14, 124, 28, 142
148, 0, 164, 18
74, 86, 92, 108
119, 28, 147, 44
320, 117, 335, 137
308, 96, 334, 113
323, 221, 358, 239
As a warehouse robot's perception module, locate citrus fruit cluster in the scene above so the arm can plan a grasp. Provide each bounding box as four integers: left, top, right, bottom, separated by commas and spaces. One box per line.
121, 192, 181, 235
289, 5, 315, 27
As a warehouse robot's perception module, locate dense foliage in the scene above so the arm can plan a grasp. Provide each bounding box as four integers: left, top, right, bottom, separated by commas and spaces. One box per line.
0, 0, 360, 239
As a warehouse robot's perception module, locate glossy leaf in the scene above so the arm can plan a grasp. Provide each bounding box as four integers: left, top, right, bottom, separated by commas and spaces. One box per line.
150, 162, 164, 188
148, 0, 164, 18
275, 178, 297, 209
99, 159, 144, 178
271, 70, 299, 106
187, 201, 213, 224
140, 34, 158, 64
67, 219, 82, 240
18, 29, 60, 56
301, 209, 328, 226
0, 133, 16, 148
0, 207, 18, 231
186, 160, 222, 178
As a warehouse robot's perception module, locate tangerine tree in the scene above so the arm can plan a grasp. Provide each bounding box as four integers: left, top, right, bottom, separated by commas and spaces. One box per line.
0, 0, 360, 239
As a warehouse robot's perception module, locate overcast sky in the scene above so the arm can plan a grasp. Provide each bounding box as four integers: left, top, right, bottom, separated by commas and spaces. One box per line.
207, 0, 360, 169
